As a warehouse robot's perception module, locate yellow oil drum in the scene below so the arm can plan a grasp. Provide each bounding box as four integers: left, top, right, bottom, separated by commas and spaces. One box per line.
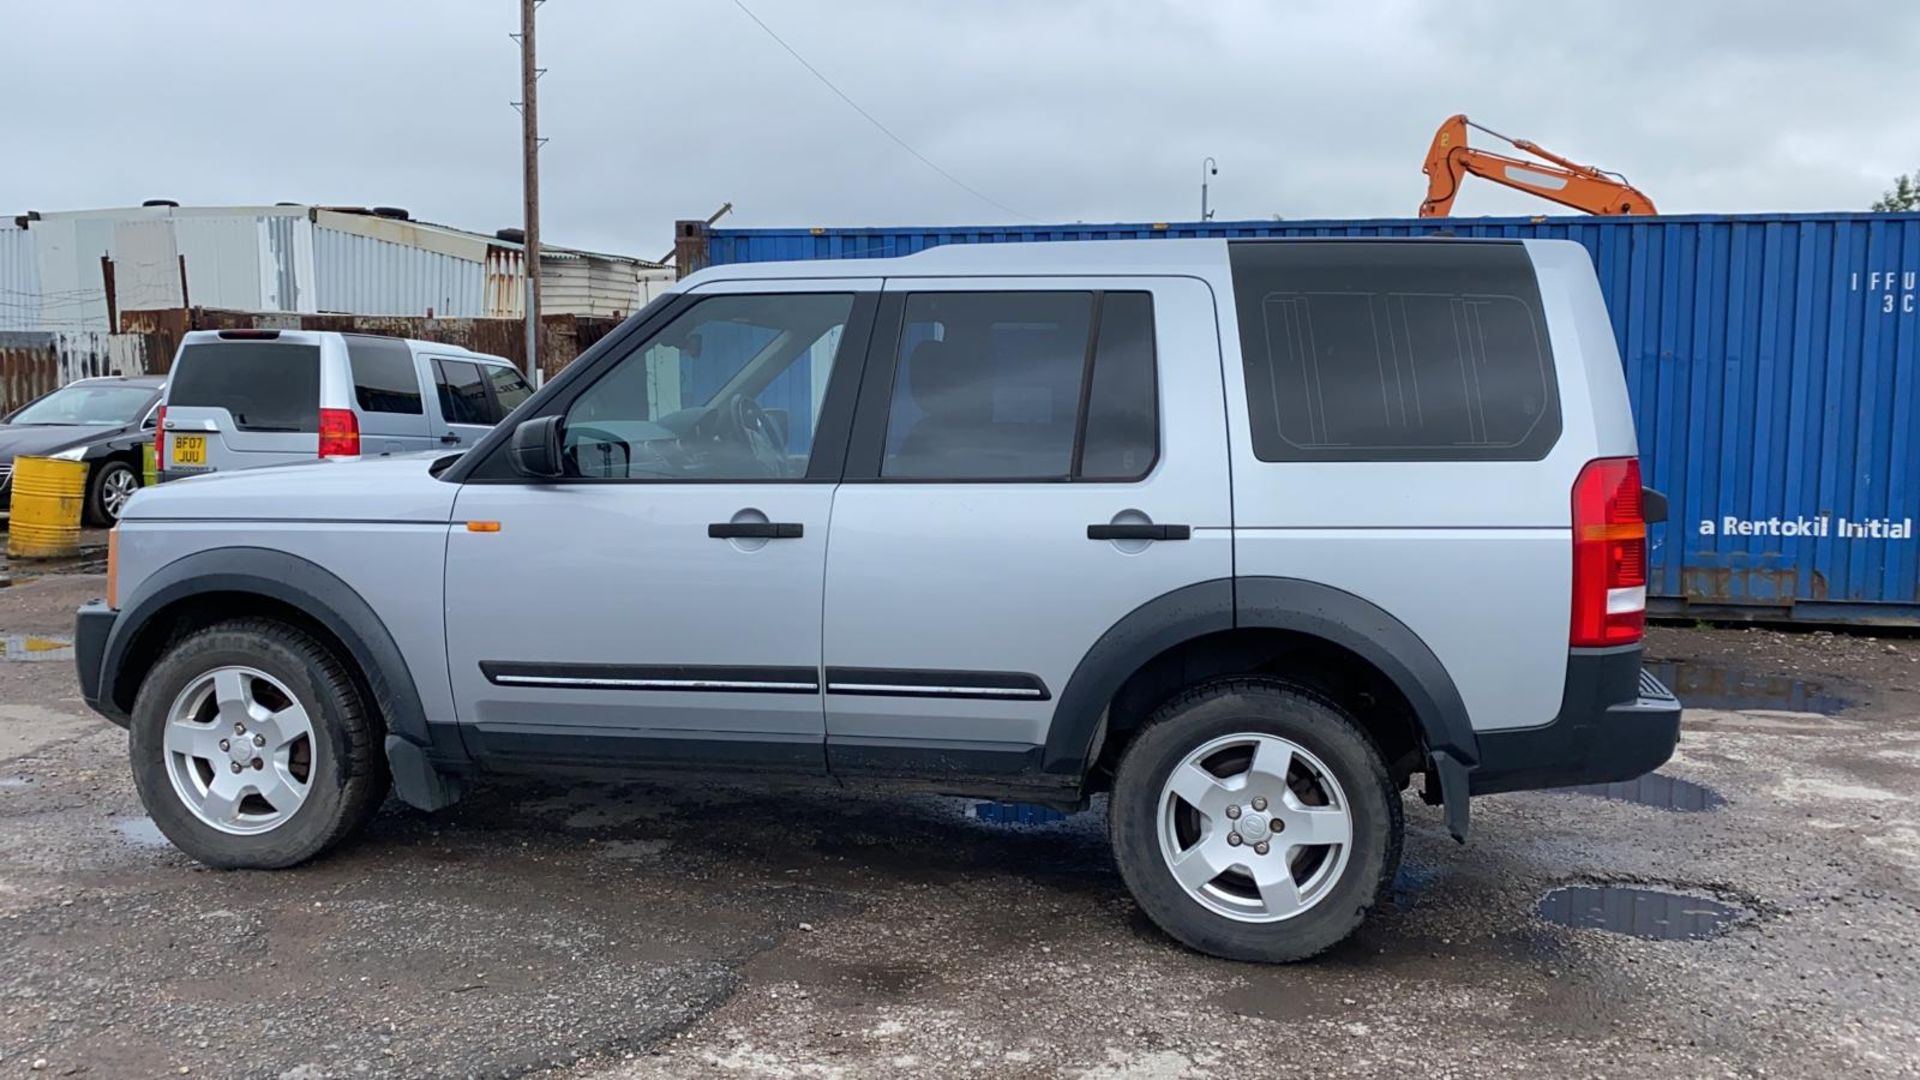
7, 456, 89, 559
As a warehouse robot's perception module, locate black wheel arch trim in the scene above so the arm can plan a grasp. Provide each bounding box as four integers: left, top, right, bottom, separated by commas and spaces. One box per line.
1233, 577, 1479, 767
1042, 579, 1237, 778
97, 547, 460, 805
1041, 576, 1478, 837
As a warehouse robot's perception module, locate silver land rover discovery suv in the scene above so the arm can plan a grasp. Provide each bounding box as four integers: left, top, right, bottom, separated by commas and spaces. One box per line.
77, 238, 1680, 963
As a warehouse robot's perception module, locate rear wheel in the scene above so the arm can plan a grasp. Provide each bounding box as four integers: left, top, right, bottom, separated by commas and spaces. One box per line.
85, 459, 139, 525
128, 619, 388, 869
1109, 678, 1402, 962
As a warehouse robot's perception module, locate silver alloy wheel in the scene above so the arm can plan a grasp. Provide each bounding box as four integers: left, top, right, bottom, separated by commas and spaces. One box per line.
162, 665, 315, 835
1157, 732, 1354, 922
101, 466, 138, 519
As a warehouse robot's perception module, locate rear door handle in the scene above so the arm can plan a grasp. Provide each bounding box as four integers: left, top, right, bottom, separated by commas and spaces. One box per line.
1087, 523, 1191, 541
439, 433, 463, 445
709, 522, 804, 539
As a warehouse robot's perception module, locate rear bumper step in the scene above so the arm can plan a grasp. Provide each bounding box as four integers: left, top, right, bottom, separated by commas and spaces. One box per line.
1467, 646, 1682, 797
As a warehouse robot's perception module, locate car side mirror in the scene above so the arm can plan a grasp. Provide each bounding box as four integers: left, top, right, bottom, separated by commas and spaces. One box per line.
141, 414, 158, 430
509, 416, 565, 479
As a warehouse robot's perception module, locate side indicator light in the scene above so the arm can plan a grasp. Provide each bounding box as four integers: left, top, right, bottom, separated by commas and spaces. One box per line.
466, 521, 502, 533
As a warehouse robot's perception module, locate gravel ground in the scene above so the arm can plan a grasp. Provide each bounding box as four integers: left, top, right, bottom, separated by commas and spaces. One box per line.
0, 575, 1915, 1078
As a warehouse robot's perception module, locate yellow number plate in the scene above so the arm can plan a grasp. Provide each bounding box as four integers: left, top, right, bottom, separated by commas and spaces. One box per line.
171, 435, 207, 466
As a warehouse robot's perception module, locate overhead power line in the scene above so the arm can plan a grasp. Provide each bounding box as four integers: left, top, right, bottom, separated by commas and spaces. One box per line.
727, 0, 1032, 222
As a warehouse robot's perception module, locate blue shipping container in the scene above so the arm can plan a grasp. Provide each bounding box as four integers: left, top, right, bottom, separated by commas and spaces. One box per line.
705, 212, 1920, 626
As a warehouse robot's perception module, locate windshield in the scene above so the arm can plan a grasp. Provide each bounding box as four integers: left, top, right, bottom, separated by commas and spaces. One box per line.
9, 383, 153, 426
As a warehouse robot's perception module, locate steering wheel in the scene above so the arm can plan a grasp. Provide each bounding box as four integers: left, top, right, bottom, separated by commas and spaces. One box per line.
724, 393, 786, 475
727, 394, 775, 444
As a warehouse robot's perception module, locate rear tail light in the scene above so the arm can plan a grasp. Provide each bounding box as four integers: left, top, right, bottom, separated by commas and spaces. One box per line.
318, 408, 360, 458
154, 405, 166, 466
1570, 457, 1647, 647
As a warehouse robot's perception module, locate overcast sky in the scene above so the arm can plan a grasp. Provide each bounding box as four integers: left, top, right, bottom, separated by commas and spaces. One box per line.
4, 0, 1916, 257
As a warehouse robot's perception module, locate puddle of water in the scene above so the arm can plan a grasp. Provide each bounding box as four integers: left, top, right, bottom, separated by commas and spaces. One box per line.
0, 633, 75, 662
114, 816, 171, 849
1646, 659, 1849, 715
970, 802, 1073, 826
1537, 885, 1739, 941
1567, 772, 1726, 811
1387, 861, 1442, 911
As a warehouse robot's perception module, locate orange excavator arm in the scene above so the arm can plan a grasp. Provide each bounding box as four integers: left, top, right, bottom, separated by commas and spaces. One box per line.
1420, 114, 1657, 217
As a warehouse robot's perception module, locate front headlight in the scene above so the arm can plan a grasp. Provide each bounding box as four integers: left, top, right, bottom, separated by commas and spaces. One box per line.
48, 446, 87, 461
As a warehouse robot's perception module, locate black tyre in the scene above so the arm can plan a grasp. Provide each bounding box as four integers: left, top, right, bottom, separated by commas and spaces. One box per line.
1109, 678, 1402, 963
84, 458, 139, 525
128, 618, 388, 869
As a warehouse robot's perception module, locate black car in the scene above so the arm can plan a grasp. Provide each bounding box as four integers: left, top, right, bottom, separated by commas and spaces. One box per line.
0, 375, 165, 525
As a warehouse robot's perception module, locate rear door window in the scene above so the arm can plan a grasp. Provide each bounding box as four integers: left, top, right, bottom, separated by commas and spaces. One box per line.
882, 292, 1095, 480
876, 290, 1159, 482
1077, 292, 1159, 481
168, 342, 321, 432
435, 359, 495, 425
345, 337, 424, 415
1230, 241, 1560, 461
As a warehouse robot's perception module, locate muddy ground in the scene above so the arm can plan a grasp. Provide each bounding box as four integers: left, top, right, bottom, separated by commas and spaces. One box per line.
0, 572, 1915, 1078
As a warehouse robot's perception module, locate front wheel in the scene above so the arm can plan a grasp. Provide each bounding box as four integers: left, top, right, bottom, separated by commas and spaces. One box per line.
1109, 678, 1402, 963
128, 618, 388, 869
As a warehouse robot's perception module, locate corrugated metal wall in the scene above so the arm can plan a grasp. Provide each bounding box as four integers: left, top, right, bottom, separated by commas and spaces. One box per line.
0, 330, 151, 413
0, 226, 41, 332
8, 208, 653, 332
312, 226, 489, 318
708, 212, 1920, 624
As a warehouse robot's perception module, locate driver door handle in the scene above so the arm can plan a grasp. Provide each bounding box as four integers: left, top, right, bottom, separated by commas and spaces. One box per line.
1087, 523, 1191, 541
708, 522, 804, 539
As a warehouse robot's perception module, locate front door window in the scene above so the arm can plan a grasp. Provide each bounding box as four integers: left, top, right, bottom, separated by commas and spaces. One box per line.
562, 293, 855, 480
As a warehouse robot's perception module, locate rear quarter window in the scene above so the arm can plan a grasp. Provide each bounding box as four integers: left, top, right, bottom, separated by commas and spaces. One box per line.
1230, 241, 1560, 462
486, 365, 533, 414
167, 342, 322, 433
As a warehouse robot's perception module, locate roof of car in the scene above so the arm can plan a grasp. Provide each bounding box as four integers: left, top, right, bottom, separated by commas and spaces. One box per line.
174, 329, 510, 365
71, 374, 166, 388
682, 238, 1235, 285
680, 235, 1571, 288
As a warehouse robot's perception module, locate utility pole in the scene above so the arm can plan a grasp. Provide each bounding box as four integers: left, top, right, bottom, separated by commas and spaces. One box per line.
1201, 157, 1218, 222
515, 0, 544, 384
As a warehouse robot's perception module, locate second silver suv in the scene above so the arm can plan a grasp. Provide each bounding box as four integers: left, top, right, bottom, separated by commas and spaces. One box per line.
158, 330, 529, 480
79, 238, 1681, 963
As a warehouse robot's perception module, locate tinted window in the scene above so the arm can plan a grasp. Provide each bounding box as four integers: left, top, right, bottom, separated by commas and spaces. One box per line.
346, 337, 423, 414
562, 292, 855, 480
883, 292, 1094, 480
1076, 292, 1158, 480
435, 360, 493, 425
487, 366, 532, 415
169, 342, 321, 432
1231, 241, 1560, 461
